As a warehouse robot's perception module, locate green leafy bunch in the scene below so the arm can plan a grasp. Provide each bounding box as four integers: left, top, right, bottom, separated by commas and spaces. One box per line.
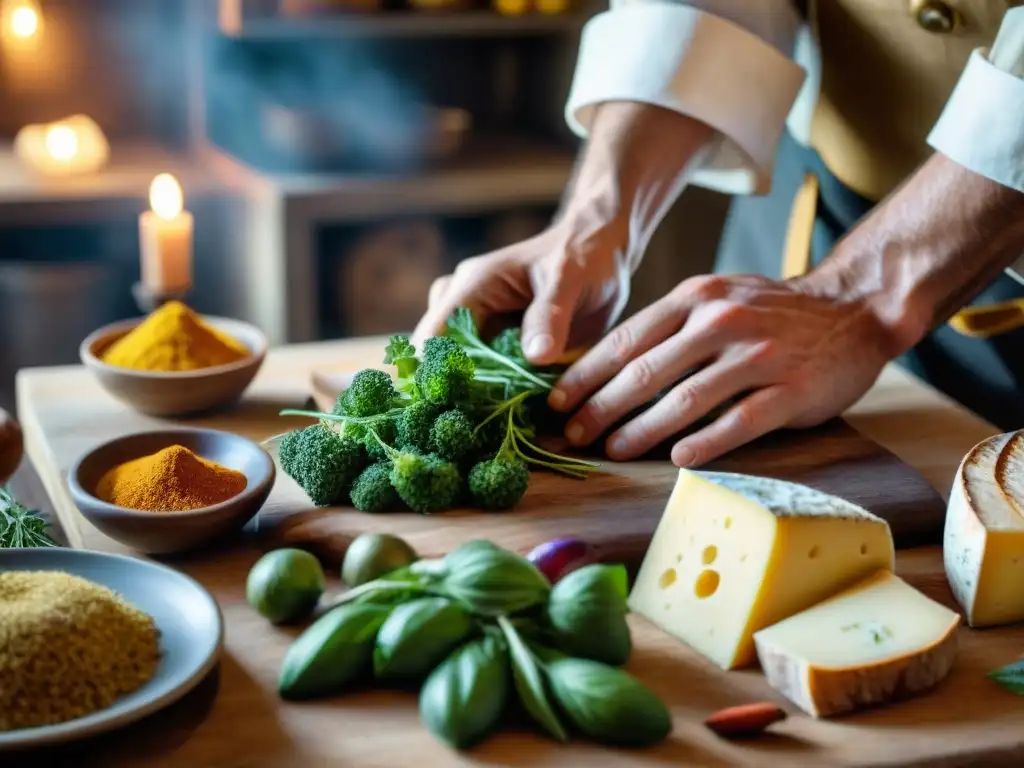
0, 487, 57, 549
270, 309, 598, 514
271, 535, 671, 751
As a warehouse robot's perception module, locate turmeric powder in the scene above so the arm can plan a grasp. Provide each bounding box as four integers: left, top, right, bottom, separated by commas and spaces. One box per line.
97, 445, 247, 512
102, 301, 249, 372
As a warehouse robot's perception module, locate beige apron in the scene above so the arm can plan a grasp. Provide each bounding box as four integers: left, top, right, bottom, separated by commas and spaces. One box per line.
783, 0, 1024, 339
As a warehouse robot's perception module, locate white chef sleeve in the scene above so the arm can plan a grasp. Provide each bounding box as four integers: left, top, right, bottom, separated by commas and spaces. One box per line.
928, 8, 1024, 194
928, 8, 1024, 283
563, 1, 808, 196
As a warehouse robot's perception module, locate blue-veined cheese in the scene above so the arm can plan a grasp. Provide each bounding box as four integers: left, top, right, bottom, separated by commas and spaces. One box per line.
628, 470, 895, 669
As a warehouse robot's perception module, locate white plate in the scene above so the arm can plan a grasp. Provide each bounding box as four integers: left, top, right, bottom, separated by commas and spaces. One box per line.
0, 548, 223, 751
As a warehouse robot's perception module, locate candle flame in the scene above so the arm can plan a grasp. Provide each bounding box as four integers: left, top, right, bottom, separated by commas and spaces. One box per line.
5, 0, 40, 39
150, 173, 183, 220
44, 124, 78, 162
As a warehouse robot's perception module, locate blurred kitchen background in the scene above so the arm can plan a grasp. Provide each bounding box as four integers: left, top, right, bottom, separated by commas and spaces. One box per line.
0, 0, 730, 411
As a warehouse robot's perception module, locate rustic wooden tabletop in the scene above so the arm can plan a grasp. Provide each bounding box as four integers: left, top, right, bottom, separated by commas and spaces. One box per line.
6, 342, 1020, 768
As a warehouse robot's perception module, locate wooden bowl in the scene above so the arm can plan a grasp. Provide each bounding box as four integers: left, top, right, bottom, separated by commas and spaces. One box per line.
67, 428, 276, 555
80, 316, 267, 417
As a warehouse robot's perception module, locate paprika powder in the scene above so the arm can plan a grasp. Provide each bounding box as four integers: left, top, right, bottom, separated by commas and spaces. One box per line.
97, 444, 247, 512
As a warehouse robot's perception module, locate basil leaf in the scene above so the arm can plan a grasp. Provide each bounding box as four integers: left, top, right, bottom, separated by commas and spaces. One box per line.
547, 657, 672, 747
374, 597, 474, 680
420, 635, 510, 749
436, 541, 550, 616
989, 660, 1024, 694
547, 564, 631, 665
551, 564, 629, 610
496, 616, 568, 743
279, 603, 392, 700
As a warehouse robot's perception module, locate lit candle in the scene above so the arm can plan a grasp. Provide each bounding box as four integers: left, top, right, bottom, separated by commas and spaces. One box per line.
139, 173, 194, 294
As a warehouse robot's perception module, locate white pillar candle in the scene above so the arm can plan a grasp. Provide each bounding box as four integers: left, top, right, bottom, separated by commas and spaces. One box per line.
139, 173, 194, 294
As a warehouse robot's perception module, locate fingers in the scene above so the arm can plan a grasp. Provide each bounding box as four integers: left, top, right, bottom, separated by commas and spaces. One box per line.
600, 361, 757, 460
412, 252, 524, 348
563, 328, 722, 450
521, 271, 584, 365
670, 385, 794, 467
550, 298, 687, 412
428, 275, 451, 310
413, 274, 458, 348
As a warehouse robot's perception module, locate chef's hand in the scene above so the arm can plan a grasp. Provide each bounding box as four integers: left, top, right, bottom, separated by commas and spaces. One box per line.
549, 273, 902, 467
412, 218, 630, 365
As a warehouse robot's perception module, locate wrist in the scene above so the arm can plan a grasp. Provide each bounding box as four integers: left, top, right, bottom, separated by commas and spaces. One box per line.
793, 249, 932, 360
559, 101, 717, 274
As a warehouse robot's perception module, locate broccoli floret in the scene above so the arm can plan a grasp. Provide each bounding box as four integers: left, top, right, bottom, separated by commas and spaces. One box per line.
365, 415, 398, 460
429, 409, 477, 463
384, 335, 419, 379
468, 457, 530, 511
278, 429, 305, 481
392, 452, 461, 514
282, 424, 366, 507
415, 336, 474, 406
489, 327, 525, 362
369, 430, 461, 513
337, 368, 397, 417
397, 400, 441, 452
350, 462, 401, 513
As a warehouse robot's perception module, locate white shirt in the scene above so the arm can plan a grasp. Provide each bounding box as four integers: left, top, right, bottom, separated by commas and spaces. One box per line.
563, 3, 1024, 278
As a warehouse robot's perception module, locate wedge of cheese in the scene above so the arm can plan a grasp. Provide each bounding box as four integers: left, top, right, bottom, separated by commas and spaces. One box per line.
944, 430, 1024, 628
754, 569, 960, 717
628, 470, 895, 670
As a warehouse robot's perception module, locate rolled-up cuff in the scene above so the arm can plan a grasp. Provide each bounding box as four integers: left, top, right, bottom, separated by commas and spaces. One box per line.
928, 49, 1024, 195
564, 5, 806, 196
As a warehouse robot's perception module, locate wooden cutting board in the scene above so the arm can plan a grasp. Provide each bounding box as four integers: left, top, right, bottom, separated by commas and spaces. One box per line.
19, 340, 1024, 768
306, 366, 947, 557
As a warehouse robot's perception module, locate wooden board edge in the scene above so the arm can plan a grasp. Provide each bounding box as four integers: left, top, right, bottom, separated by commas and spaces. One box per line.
16, 373, 86, 550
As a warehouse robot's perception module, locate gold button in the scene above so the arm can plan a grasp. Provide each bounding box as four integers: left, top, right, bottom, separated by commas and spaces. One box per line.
914, 0, 959, 33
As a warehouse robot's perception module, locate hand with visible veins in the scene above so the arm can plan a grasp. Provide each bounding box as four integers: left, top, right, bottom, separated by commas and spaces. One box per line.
549, 152, 1024, 468
546, 273, 898, 468
412, 103, 717, 365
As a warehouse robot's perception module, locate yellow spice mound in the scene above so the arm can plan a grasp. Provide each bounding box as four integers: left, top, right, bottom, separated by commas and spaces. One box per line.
0, 570, 161, 732
102, 300, 249, 372
97, 444, 247, 512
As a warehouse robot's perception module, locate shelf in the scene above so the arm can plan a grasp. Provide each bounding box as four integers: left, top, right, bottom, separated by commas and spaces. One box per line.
0, 142, 239, 225
221, 10, 588, 39
204, 135, 576, 216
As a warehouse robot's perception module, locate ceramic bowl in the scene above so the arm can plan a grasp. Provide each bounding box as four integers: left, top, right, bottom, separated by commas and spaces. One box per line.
79, 315, 267, 417
67, 428, 275, 555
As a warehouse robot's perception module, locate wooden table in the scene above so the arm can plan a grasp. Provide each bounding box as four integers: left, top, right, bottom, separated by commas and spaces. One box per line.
10, 340, 1012, 767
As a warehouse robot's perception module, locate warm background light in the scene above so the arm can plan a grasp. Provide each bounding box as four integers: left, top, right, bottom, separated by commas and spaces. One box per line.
3, 0, 41, 41
9, 4, 37, 38
149, 173, 184, 220
13, 114, 110, 176
44, 124, 77, 161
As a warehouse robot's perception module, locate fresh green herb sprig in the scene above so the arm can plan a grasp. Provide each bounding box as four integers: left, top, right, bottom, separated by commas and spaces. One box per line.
445, 308, 556, 394
476, 393, 600, 480
0, 487, 57, 549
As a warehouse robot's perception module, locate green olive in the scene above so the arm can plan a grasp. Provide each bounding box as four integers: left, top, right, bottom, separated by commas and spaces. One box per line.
342, 533, 418, 587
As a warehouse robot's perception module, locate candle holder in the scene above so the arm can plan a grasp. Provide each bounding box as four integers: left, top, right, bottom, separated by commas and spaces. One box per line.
132, 282, 191, 314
